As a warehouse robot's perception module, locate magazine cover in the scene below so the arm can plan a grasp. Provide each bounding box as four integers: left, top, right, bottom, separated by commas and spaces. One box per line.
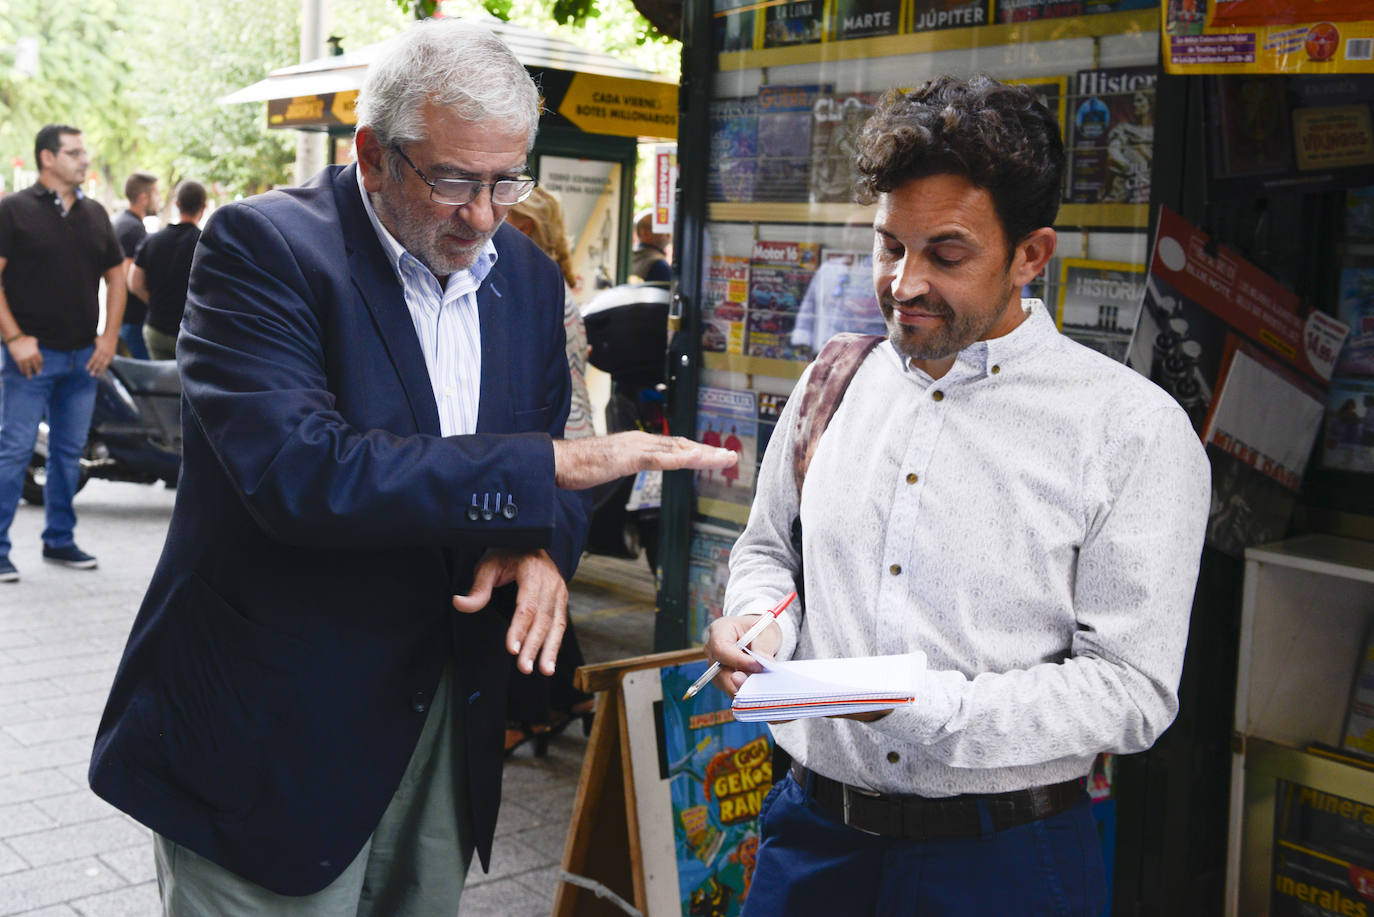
696, 386, 758, 509
703, 254, 750, 355
1349, 186, 1374, 244
791, 250, 885, 354
756, 392, 790, 478
1335, 266, 1374, 377
763, 0, 826, 48
1125, 207, 1348, 557
756, 85, 827, 203
686, 524, 740, 644
1068, 65, 1158, 203
714, 0, 758, 52
1208, 75, 1293, 180
1008, 75, 1070, 142
747, 240, 820, 361
1322, 377, 1374, 474
995, 0, 1085, 23
708, 97, 758, 203
1342, 626, 1374, 756
827, 0, 903, 39
909, 0, 990, 31
1055, 258, 1147, 361
658, 662, 775, 917
809, 91, 879, 204
1270, 778, 1374, 917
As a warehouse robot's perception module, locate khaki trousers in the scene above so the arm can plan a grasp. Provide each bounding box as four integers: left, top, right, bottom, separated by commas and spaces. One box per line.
155, 666, 472, 916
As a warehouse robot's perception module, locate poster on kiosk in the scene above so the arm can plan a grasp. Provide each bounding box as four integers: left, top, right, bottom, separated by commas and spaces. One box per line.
1125, 206, 1348, 557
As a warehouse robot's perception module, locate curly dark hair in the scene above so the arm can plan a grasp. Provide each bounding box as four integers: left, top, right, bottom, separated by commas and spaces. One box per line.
855, 75, 1064, 255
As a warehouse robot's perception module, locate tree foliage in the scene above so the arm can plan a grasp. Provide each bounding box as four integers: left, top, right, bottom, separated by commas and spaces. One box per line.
0, 0, 146, 200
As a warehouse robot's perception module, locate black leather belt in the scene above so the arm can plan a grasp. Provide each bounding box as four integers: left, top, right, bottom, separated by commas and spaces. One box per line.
790, 761, 1085, 841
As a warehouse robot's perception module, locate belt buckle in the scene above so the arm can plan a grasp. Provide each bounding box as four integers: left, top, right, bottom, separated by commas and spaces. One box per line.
841, 782, 884, 836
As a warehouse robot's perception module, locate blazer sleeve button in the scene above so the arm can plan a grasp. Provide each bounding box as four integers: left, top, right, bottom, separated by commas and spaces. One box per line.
502, 503, 518, 520
466, 506, 480, 522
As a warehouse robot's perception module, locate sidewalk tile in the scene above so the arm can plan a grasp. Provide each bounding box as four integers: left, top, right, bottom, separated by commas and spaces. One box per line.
97, 846, 154, 886
68, 881, 159, 917
0, 803, 57, 838
8, 817, 148, 868
5, 715, 97, 748
33, 790, 120, 827
0, 770, 80, 807
0, 858, 124, 916
457, 877, 547, 917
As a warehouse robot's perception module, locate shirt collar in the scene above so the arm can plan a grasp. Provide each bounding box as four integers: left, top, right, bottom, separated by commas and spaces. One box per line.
354, 164, 497, 291
30, 181, 84, 213
895, 298, 1055, 381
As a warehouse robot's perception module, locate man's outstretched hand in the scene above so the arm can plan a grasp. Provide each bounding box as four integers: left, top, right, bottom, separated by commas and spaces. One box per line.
553, 431, 737, 491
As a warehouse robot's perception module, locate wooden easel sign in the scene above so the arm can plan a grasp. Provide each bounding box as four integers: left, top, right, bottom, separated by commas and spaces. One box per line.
555, 650, 774, 917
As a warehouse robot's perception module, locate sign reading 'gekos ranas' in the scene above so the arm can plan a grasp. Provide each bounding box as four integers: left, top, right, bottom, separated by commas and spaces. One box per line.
555, 72, 678, 139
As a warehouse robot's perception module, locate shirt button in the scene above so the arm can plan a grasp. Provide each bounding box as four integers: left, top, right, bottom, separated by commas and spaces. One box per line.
889, 564, 902, 576
905, 473, 918, 484
411, 692, 428, 714
991, 365, 1001, 375
444, 387, 455, 400
887, 751, 900, 764
932, 390, 944, 402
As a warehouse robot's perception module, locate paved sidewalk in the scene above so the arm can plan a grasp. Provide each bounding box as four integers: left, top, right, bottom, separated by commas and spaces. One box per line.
0, 480, 658, 916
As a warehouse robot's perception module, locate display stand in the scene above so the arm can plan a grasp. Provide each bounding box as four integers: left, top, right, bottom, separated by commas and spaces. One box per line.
1225, 534, 1374, 915
553, 648, 705, 917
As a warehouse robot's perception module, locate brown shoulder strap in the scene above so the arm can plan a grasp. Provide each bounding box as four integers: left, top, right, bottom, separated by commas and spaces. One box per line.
792, 333, 884, 496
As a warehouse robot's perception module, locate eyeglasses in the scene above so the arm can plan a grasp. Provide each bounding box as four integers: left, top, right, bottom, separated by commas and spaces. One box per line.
392, 146, 537, 206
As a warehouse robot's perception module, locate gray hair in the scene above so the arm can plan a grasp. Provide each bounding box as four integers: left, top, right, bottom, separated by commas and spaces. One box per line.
355, 18, 541, 180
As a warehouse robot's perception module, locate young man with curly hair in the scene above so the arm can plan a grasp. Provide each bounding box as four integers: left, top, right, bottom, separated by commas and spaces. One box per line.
705, 75, 1211, 915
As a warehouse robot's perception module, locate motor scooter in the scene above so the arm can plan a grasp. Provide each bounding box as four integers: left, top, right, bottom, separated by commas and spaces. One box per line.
22, 355, 181, 505
580, 283, 671, 570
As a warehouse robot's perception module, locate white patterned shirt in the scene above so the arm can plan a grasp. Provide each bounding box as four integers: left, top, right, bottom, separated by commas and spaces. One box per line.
356, 166, 493, 437
724, 300, 1211, 796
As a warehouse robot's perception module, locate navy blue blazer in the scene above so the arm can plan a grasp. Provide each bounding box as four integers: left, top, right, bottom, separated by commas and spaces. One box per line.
89, 165, 590, 896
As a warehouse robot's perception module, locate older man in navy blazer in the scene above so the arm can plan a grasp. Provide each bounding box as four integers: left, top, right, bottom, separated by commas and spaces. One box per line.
89, 19, 732, 914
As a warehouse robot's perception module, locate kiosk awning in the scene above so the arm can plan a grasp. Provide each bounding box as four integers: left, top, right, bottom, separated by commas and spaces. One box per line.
218, 16, 678, 140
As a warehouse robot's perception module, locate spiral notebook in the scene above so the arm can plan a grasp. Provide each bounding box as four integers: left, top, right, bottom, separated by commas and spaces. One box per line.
730, 650, 919, 721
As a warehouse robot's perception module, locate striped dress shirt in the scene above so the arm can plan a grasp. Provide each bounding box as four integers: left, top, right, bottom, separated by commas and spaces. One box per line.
356, 166, 493, 437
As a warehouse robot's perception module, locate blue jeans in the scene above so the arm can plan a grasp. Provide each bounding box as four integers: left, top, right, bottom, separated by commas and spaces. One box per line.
741, 772, 1106, 917
0, 345, 97, 557
119, 323, 150, 360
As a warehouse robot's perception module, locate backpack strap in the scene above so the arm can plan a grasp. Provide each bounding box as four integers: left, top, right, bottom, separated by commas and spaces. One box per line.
792, 333, 884, 497
787, 333, 883, 611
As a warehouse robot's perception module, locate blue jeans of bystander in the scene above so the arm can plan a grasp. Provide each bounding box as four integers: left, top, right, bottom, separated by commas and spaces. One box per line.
0, 345, 97, 558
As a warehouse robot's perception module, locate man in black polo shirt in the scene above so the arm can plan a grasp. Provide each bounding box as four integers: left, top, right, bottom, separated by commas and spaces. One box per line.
113, 170, 159, 359
129, 179, 205, 361
0, 123, 126, 582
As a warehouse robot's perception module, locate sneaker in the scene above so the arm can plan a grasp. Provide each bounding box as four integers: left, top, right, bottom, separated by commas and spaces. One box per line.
42, 545, 98, 569
0, 557, 17, 582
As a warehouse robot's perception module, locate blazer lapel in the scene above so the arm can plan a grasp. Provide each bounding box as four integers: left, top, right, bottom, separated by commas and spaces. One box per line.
335, 166, 442, 436
475, 246, 510, 435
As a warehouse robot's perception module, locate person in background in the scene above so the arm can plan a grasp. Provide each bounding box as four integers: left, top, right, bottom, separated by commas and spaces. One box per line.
0, 124, 126, 582
705, 76, 1211, 915
87, 19, 734, 914
505, 185, 597, 755
114, 170, 159, 359
508, 186, 593, 440
630, 210, 672, 285
129, 180, 206, 361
